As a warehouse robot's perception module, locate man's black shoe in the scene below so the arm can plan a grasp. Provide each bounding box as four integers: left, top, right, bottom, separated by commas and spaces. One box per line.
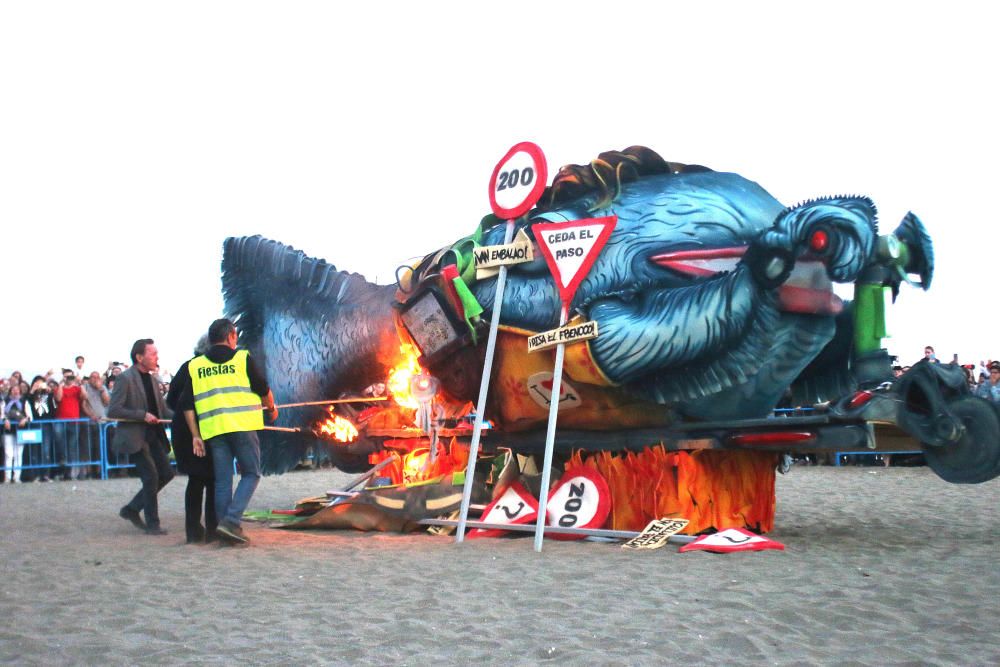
217, 522, 249, 544
119, 507, 145, 531
144, 526, 168, 536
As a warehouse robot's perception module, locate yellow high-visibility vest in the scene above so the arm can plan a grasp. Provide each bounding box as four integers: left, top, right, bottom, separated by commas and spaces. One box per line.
189, 349, 263, 440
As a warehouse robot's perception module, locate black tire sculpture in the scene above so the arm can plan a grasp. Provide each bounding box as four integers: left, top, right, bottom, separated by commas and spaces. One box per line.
921, 396, 1000, 484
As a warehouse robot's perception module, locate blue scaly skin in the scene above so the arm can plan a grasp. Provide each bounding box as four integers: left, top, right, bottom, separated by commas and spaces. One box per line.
474, 171, 877, 420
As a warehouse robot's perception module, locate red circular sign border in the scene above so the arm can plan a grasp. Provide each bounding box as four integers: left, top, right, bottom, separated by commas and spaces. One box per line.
488, 141, 548, 220
545, 465, 612, 540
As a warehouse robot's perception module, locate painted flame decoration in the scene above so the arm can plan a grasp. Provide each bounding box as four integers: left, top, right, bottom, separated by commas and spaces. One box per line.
386, 343, 422, 411
567, 447, 777, 534
316, 408, 358, 443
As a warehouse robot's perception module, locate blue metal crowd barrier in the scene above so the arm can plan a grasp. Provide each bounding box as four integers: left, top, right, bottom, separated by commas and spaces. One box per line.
2, 419, 176, 482
834, 450, 923, 466
772, 407, 816, 416
101, 422, 176, 478
3, 418, 102, 481
101, 420, 125, 479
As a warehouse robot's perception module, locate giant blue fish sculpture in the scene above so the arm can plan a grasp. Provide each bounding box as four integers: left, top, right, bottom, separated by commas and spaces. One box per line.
221, 147, 999, 483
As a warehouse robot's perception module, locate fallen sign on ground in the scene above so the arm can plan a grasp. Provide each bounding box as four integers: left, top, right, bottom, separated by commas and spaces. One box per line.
679, 527, 785, 553
528, 320, 599, 353
621, 518, 691, 550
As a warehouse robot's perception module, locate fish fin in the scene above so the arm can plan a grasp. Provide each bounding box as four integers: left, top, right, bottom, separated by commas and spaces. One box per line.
222, 235, 385, 347
221, 236, 396, 474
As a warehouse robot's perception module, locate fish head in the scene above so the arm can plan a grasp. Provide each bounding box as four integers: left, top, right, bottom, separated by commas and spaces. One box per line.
479, 171, 880, 407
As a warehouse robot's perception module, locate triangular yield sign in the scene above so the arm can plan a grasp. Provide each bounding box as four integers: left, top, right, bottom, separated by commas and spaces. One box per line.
679, 528, 785, 553
531, 216, 616, 307
468, 481, 539, 538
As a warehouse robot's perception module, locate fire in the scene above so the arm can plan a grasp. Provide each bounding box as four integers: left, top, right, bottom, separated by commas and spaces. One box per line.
387, 343, 422, 411
316, 409, 358, 443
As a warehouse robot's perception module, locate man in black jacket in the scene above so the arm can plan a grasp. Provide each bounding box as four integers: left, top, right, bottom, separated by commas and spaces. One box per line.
167, 335, 218, 544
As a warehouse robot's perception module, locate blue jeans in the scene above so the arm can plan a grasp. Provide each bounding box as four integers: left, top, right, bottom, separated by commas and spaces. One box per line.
208, 430, 261, 526
53, 422, 80, 479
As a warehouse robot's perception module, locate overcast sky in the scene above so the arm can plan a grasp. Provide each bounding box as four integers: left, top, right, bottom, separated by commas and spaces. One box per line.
2, 1, 997, 379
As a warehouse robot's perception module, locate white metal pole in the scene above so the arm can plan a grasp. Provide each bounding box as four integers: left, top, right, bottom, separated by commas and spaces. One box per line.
455, 219, 517, 542
533, 304, 569, 552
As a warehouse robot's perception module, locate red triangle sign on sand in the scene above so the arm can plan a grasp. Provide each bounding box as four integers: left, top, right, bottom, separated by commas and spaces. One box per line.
679, 528, 785, 553
531, 216, 617, 307
468, 481, 540, 538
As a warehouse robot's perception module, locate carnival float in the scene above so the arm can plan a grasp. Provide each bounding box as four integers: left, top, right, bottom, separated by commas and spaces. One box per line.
222, 144, 1000, 550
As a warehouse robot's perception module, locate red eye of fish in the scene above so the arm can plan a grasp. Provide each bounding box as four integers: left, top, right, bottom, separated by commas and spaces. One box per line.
809, 229, 829, 253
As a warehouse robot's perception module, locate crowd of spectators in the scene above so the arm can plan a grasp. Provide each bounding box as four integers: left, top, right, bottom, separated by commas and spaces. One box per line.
2, 355, 173, 483
894, 346, 1000, 404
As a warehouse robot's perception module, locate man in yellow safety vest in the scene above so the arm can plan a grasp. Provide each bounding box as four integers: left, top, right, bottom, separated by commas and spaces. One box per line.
184, 318, 277, 544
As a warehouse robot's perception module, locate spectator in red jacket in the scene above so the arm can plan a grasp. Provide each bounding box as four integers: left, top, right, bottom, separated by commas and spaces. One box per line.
53, 370, 86, 480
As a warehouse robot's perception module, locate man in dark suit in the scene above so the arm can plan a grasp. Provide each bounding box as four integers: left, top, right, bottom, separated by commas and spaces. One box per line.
108, 338, 174, 535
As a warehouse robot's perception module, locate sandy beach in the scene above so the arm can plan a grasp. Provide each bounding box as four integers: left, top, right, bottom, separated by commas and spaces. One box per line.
2, 465, 999, 665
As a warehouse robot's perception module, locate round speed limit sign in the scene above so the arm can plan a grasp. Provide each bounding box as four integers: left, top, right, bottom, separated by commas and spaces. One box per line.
488, 141, 548, 220
545, 466, 611, 540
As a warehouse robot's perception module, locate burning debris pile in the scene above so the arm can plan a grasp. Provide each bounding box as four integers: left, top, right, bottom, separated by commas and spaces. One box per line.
295, 321, 780, 537
310, 344, 476, 484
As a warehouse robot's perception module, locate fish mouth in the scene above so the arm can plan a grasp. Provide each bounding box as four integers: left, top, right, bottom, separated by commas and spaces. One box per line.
649, 246, 843, 316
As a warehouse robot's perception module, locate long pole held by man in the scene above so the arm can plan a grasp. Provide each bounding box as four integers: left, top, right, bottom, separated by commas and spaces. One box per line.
182, 318, 278, 545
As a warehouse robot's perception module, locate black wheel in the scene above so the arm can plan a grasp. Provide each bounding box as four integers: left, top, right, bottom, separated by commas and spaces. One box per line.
922, 396, 1000, 484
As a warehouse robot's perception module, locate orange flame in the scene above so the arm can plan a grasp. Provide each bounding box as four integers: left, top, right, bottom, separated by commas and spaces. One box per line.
316, 409, 358, 443
387, 343, 422, 411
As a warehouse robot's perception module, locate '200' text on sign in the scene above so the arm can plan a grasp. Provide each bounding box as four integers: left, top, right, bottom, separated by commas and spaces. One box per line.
528, 320, 599, 353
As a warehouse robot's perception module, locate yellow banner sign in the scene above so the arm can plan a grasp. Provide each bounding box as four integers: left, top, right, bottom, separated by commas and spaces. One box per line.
475, 229, 534, 279
527, 320, 599, 353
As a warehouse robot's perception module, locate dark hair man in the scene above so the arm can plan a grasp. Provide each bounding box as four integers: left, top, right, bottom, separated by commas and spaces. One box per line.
976, 362, 1000, 404
108, 338, 174, 535
183, 318, 277, 544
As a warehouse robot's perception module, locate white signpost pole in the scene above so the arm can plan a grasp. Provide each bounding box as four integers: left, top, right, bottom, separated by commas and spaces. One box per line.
456, 142, 547, 543
533, 303, 569, 552
455, 219, 515, 543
